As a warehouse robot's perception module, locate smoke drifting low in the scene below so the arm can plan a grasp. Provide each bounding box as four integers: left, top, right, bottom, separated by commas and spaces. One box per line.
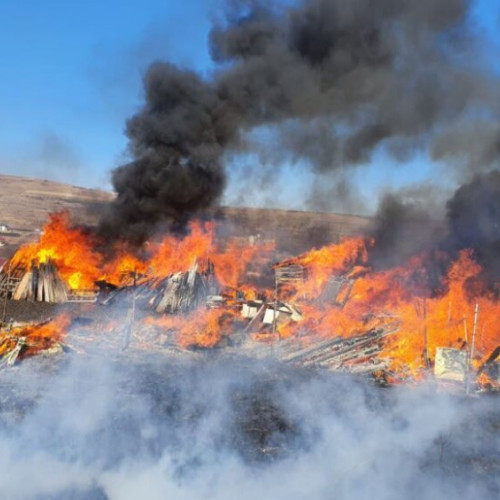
100, 0, 500, 241
2, 347, 500, 499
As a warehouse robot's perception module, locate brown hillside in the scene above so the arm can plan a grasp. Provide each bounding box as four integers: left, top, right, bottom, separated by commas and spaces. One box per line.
0, 175, 113, 252
0, 174, 370, 257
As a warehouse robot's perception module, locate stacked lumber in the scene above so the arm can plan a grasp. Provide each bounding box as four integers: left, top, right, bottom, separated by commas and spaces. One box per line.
0, 259, 68, 303
102, 261, 218, 315
150, 262, 206, 314
278, 327, 398, 374
0, 263, 24, 297
275, 264, 305, 286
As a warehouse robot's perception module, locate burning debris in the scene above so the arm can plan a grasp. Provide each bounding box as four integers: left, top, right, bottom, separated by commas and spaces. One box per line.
2, 201, 500, 393
103, 261, 218, 315
279, 327, 397, 375
0, 315, 70, 366
3, 1, 500, 496
1, 259, 71, 304
1, 0, 496, 395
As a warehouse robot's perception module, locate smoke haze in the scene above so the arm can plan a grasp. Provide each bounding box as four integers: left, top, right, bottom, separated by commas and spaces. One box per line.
101, 0, 500, 241
1, 335, 500, 500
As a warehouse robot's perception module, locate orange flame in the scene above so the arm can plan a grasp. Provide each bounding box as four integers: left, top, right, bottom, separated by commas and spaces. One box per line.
0, 315, 70, 360
11, 212, 101, 290
5, 211, 500, 386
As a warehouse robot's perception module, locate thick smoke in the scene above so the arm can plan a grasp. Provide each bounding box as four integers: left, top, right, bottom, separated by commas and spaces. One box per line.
2, 343, 500, 499
446, 170, 500, 285
362, 170, 500, 297
101, 0, 500, 241
367, 193, 444, 270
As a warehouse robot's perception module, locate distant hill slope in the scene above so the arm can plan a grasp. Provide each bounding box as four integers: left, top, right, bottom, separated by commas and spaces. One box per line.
0, 175, 113, 251
0, 174, 371, 257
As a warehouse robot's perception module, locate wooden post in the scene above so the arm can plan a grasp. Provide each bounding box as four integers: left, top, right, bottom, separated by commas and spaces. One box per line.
122, 269, 137, 351
466, 303, 479, 395
1, 261, 11, 326
423, 298, 430, 369
272, 277, 278, 335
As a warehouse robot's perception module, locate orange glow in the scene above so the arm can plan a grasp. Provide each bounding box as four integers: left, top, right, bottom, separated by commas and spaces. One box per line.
149, 221, 215, 279
0, 315, 70, 360
278, 245, 500, 379
100, 242, 148, 286
4, 211, 500, 386
11, 212, 101, 290
145, 308, 239, 349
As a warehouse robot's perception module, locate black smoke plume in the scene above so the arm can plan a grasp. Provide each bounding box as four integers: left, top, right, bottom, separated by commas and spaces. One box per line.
101, 0, 500, 241
364, 171, 500, 296
446, 171, 500, 287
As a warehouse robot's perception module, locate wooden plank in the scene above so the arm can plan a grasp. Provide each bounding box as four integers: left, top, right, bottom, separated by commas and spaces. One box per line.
12, 272, 30, 300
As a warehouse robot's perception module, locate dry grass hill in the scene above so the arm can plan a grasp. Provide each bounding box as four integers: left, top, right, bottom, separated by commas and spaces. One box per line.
0, 175, 113, 256
0, 174, 371, 259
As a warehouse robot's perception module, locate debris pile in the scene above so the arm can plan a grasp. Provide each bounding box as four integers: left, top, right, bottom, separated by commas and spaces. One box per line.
1, 210, 500, 392
0, 315, 70, 366
279, 327, 397, 374
102, 261, 217, 314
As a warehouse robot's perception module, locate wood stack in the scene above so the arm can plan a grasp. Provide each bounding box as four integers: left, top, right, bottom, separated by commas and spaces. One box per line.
101, 260, 218, 315
278, 326, 398, 374
0, 262, 24, 298
0, 259, 68, 303
149, 261, 216, 314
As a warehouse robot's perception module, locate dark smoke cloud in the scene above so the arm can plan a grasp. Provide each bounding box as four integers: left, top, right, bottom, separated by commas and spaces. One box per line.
100, 63, 230, 241
102, 0, 500, 241
368, 193, 443, 270
446, 170, 500, 285
363, 171, 500, 296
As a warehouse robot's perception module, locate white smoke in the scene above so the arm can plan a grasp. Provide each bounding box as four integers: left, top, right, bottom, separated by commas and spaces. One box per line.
0, 329, 498, 500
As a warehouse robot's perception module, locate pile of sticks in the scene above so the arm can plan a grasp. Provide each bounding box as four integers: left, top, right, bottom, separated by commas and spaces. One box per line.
102, 261, 218, 315
149, 262, 216, 314
0, 263, 24, 298
278, 327, 398, 374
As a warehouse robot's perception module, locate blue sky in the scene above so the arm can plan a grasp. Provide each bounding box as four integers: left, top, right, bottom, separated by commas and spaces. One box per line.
0, 0, 217, 187
0, 0, 498, 212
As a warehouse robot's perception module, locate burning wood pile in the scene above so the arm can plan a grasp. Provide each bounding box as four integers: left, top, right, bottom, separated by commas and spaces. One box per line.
102, 261, 217, 314
1, 210, 500, 392
279, 326, 398, 374
0, 315, 69, 366
0, 259, 68, 303
0, 212, 100, 303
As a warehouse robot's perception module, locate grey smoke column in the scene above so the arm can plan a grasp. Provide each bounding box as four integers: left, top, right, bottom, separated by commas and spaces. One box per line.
102, 0, 499, 241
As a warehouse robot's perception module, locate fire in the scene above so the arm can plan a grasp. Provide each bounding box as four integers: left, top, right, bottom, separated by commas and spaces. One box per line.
145, 308, 239, 349
148, 222, 273, 291
149, 221, 215, 279
278, 244, 500, 381
11, 212, 101, 290
100, 242, 149, 286
0, 315, 70, 363
277, 237, 368, 299
4, 210, 500, 388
